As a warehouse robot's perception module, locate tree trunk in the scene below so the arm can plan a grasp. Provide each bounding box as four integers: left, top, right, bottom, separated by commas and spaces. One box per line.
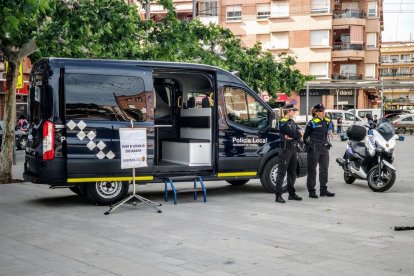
0, 56, 20, 183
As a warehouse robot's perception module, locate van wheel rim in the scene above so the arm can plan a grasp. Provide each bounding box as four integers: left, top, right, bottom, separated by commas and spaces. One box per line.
270, 164, 288, 189
95, 181, 122, 199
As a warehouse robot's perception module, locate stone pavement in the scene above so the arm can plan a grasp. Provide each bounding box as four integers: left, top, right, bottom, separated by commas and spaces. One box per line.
1, 136, 414, 275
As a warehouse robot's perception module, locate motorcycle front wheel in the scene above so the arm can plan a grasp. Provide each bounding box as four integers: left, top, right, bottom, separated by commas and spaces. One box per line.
367, 165, 396, 192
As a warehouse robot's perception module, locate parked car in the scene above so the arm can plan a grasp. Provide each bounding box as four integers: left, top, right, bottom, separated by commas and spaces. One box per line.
0, 121, 28, 150
392, 114, 414, 134
350, 109, 381, 120
325, 109, 365, 131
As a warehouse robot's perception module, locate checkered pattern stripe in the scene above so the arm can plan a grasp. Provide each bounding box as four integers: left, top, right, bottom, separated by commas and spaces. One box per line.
67, 120, 115, 159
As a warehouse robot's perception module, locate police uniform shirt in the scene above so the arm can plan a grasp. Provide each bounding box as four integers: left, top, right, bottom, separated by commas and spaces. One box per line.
303, 117, 330, 144
278, 118, 300, 146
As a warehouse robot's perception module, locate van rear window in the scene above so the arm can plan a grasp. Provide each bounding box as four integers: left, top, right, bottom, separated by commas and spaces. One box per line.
65, 73, 147, 121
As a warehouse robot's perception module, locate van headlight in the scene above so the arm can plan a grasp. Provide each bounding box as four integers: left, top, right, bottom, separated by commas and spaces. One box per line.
376, 144, 385, 153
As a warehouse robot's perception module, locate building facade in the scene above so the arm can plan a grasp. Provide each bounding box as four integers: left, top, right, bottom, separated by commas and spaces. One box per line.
380, 41, 414, 110
146, 0, 384, 114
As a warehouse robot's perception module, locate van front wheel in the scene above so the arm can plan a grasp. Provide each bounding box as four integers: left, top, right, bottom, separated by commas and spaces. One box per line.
260, 157, 287, 193
86, 181, 129, 205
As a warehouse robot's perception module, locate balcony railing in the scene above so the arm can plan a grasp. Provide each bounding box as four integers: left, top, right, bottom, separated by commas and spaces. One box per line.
333, 42, 364, 51
380, 72, 414, 77
381, 59, 414, 64
332, 73, 363, 80
333, 9, 365, 19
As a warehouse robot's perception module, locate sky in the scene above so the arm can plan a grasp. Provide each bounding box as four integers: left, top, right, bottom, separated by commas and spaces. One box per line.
382, 0, 414, 41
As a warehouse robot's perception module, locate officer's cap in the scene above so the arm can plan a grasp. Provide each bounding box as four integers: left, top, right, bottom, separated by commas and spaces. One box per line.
282, 103, 298, 111
313, 103, 325, 112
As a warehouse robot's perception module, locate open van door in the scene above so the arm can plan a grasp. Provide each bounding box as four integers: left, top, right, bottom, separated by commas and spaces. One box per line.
64, 67, 154, 197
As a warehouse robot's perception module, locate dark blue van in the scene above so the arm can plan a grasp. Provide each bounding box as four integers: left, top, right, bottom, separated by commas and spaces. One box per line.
24, 58, 307, 205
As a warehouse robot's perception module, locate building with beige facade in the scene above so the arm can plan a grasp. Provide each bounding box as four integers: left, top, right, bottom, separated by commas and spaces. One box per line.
380, 41, 414, 110
144, 0, 384, 114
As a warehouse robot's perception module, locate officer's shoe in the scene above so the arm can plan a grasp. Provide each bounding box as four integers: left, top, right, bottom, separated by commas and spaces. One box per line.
320, 190, 335, 197
288, 193, 302, 201
275, 195, 286, 203
309, 191, 318, 198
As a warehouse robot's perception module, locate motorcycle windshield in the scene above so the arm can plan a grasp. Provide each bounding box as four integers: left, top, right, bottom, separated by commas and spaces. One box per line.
377, 122, 395, 141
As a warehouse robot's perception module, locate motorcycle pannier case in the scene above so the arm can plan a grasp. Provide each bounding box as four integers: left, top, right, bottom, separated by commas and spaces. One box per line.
346, 125, 366, 141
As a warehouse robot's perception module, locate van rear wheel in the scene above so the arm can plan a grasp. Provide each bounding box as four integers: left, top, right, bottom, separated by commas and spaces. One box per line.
86, 181, 129, 205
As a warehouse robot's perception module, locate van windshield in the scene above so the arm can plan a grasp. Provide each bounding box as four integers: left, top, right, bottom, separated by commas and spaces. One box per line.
65, 73, 147, 122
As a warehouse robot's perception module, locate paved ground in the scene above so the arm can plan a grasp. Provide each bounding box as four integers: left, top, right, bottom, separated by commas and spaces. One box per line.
1, 136, 414, 276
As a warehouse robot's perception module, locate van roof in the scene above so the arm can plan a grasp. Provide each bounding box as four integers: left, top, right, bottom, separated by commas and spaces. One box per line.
41, 57, 247, 87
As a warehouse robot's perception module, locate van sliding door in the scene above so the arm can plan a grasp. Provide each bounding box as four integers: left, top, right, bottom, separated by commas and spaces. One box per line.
64, 67, 154, 180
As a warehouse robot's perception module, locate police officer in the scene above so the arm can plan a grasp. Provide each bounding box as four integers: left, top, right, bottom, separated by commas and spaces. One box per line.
275, 104, 302, 203
303, 104, 335, 198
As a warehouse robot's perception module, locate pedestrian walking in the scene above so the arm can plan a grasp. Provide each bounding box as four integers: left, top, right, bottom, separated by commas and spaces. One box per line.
303, 103, 335, 198
337, 116, 343, 134
274, 104, 303, 203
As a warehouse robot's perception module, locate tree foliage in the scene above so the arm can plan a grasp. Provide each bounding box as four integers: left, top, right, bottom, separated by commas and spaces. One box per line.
0, 0, 51, 183
0, 0, 311, 183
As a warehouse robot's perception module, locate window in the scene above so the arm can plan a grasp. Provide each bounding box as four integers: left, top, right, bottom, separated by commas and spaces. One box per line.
345, 113, 357, 121
309, 62, 328, 78
402, 116, 413, 121
401, 54, 411, 61
311, 0, 330, 14
380, 68, 388, 76
257, 3, 270, 19
199, 1, 218, 16
366, 33, 377, 48
257, 34, 271, 50
340, 64, 357, 79
390, 55, 399, 62
224, 87, 269, 130
342, 1, 359, 10
381, 55, 389, 63
271, 0, 289, 17
310, 30, 330, 47
271, 32, 289, 49
365, 63, 375, 79
226, 5, 242, 21
367, 1, 377, 17
400, 67, 410, 75
65, 74, 147, 121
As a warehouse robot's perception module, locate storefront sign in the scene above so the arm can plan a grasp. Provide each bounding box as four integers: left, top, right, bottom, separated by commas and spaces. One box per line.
332, 89, 355, 96
299, 89, 330, 96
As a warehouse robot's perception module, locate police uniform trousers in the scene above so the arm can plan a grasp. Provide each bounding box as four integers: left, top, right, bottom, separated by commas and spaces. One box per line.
306, 144, 330, 192
275, 145, 297, 196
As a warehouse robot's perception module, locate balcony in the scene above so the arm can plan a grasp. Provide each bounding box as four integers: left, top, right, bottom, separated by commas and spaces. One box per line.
333, 42, 364, 51
333, 9, 365, 19
332, 73, 363, 80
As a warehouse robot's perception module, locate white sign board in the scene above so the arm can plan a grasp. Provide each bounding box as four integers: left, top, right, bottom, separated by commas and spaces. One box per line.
119, 128, 147, 169
337, 101, 348, 105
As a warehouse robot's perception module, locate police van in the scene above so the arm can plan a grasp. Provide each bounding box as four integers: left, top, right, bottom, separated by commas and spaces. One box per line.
24, 58, 307, 205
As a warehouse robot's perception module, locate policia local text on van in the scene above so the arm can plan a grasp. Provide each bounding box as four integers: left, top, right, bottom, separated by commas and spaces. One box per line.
24, 58, 308, 205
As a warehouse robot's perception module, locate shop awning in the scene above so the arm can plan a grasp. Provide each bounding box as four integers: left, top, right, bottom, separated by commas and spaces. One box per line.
349, 57, 364, 61
276, 93, 289, 102
332, 57, 348, 61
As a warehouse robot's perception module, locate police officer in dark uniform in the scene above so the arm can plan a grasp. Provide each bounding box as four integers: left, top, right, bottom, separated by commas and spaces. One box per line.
275, 104, 303, 203
303, 104, 335, 198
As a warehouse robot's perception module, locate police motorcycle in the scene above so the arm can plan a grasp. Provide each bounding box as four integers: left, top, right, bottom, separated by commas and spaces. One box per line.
336, 122, 398, 192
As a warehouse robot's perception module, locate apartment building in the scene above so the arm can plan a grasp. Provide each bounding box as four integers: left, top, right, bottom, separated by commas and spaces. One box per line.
380, 41, 414, 107
145, 0, 383, 113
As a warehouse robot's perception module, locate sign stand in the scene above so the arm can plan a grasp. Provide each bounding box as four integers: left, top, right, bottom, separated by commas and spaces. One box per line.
104, 168, 162, 215
105, 122, 162, 215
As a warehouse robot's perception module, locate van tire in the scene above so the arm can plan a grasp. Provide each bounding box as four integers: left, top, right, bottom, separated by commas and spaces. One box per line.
69, 185, 86, 196
226, 180, 249, 186
260, 157, 286, 193
86, 181, 129, 205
